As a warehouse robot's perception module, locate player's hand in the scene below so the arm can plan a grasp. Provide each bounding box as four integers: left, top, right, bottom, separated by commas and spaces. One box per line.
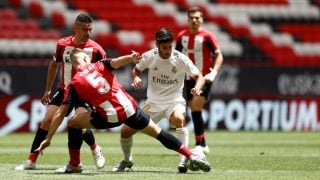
131, 77, 142, 90
35, 139, 51, 156
131, 50, 141, 64
204, 68, 217, 82
41, 90, 52, 105
191, 87, 202, 96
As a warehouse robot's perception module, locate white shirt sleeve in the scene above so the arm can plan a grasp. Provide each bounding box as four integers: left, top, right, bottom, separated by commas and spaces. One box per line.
136, 49, 154, 71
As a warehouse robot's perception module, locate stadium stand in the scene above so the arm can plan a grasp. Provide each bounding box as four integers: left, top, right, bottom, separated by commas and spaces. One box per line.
0, 7, 59, 64
0, 0, 320, 66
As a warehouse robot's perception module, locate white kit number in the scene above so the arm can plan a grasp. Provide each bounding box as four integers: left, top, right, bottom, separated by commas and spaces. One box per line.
86, 71, 110, 94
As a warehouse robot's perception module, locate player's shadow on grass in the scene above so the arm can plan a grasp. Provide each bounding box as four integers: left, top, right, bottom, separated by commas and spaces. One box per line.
24, 167, 102, 176
99, 169, 204, 174
22, 165, 207, 175
27, 169, 104, 176
29, 172, 102, 176
28, 169, 204, 175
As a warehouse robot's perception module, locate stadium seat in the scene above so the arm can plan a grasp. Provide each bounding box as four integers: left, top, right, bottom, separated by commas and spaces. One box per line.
51, 11, 65, 29
29, 1, 43, 19
9, 0, 22, 7
24, 20, 40, 31
0, 8, 17, 19
2, 0, 320, 67
95, 32, 119, 49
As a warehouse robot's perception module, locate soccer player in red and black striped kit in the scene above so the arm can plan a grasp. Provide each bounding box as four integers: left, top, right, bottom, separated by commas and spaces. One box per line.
176, 6, 224, 154
15, 13, 106, 171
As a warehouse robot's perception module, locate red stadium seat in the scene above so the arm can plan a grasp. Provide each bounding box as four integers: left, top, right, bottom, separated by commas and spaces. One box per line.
95, 32, 119, 48
24, 20, 40, 31
279, 24, 320, 43
29, 1, 43, 18
9, 0, 22, 7
0, 9, 17, 20
228, 26, 250, 37
51, 11, 65, 29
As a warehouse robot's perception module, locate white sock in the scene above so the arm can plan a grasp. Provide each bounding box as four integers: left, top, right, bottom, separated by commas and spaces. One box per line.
176, 127, 189, 161
120, 137, 133, 162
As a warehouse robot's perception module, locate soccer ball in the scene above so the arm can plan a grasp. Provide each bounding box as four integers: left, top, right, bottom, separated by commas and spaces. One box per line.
188, 148, 207, 171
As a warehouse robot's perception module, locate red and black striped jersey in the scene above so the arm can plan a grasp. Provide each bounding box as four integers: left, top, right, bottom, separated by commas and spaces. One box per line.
63, 60, 137, 123
176, 28, 219, 76
54, 35, 106, 89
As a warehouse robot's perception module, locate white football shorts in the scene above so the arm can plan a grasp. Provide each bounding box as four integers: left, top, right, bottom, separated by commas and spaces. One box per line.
142, 101, 186, 123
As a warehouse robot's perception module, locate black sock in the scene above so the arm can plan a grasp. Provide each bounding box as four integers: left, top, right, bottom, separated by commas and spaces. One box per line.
82, 128, 95, 146
156, 130, 181, 150
191, 111, 205, 136
30, 128, 48, 154
192, 111, 206, 146
68, 126, 83, 150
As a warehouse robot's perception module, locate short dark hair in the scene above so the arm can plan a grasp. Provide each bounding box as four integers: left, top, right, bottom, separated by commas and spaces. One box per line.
75, 13, 93, 23
187, 6, 203, 17
155, 28, 173, 44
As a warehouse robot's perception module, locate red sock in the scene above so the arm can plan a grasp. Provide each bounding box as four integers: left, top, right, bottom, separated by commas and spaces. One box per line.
177, 145, 193, 158
28, 153, 38, 163
69, 149, 80, 166
90, 143, 97, 150
195, 134, 205, 144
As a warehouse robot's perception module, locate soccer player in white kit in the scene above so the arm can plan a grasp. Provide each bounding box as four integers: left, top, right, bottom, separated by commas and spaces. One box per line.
113, 28, 205, 173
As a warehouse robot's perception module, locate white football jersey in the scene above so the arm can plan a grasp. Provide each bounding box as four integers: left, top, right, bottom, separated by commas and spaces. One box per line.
136, 48, 200, 104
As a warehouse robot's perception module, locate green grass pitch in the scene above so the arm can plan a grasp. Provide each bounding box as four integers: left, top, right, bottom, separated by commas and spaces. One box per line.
0, 131, 319, 179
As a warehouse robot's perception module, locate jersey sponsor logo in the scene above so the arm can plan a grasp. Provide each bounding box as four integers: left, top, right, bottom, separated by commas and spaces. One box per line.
152, 74, 178, 85
65, 50, 71, 64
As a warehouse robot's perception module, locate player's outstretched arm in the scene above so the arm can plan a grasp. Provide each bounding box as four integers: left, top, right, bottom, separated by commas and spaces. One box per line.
35, 104, 69, 154
110, 51, 140, 69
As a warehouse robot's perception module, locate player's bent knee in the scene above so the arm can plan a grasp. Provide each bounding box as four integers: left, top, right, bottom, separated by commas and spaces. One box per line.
173, 118, 185, 128
120, 125, 136, 138
189, 102, 204, 111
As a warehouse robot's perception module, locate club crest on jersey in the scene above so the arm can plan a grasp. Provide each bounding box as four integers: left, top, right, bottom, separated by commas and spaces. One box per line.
65, 56, 71, 64
153, 67, 158, 71
65, 51, 71, 64
172, 66, 177, 73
